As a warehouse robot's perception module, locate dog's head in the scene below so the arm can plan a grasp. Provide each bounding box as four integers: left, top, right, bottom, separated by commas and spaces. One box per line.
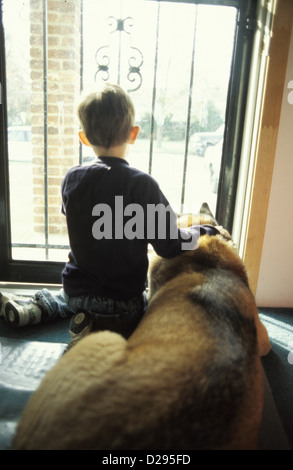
148, 202, 242, 299
178, 202, 218, 227
178, 202, 232, 243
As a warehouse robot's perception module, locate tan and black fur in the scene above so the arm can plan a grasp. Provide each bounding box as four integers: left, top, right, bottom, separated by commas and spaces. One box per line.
12, 203, 271, 450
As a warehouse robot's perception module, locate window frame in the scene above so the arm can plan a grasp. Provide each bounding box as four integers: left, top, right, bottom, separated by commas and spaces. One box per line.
0, 0, 257, 285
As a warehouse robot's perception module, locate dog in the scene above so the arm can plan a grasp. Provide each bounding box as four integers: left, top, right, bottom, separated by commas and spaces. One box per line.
12, 203, 271, 450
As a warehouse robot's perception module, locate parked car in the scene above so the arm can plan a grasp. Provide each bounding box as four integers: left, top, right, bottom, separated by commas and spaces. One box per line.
8, 126, 32, 162
204, 138, 223, 194
190, 124, 224, 156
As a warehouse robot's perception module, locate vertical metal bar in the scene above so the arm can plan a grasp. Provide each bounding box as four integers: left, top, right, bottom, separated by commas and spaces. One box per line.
148, 0, 160, 175
80, 0, 84, 95
117, 29, 121, 85
43, 0, 49, 260
79, 0, 84, 165
117, 0, 123, 85
0, 0, 12, 272
181, 4, 198, 208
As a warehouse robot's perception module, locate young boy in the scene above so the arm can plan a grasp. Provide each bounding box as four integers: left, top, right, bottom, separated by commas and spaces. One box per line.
0, 84, 201, 347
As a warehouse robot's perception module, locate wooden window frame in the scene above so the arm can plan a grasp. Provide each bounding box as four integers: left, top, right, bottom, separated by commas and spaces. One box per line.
242, 0, 293, 294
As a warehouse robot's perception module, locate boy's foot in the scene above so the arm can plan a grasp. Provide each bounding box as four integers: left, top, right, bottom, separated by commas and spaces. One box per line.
0, 292, 31, 319
65, 312, 93, 352
3, 298, 46, 327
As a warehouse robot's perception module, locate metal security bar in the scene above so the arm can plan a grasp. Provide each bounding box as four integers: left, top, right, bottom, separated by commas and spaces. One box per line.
148, 1, 160, 176
43, 0, 49, 260
181, 5, 198, 207
95, 16, 144, 92
0, 0, 258, 284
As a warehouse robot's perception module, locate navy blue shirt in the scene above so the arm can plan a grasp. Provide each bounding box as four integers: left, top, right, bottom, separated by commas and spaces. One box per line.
61, 156, 198, 300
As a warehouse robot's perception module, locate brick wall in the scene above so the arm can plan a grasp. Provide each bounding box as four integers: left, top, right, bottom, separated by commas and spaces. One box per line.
30, 0, 81, 236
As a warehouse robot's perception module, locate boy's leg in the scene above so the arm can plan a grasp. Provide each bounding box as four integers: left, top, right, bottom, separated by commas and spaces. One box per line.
90, 291, 148, 339
64, 291, 147, 350
0, 288, 73, 327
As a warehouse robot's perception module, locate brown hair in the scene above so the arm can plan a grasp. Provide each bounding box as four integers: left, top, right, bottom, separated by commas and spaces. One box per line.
78, 84, 135, 148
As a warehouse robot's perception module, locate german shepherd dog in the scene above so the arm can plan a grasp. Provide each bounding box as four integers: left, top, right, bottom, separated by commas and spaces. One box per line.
12, 203, 271, 450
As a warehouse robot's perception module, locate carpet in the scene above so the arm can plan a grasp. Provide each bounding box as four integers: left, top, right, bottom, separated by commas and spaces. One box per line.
0, 337, 66, 449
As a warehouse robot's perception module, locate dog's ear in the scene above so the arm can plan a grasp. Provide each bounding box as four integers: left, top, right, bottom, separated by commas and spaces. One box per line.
200, 202, 218, 226
200, 202, 214, 218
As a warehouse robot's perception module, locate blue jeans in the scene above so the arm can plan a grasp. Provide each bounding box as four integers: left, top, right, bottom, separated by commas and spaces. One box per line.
34, 288, 148, 338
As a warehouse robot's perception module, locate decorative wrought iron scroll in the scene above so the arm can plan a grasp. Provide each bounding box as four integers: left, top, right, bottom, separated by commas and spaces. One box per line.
95, 16, 143, 92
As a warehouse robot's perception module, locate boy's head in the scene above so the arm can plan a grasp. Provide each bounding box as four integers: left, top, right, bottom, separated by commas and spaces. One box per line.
78, 84, 136, 149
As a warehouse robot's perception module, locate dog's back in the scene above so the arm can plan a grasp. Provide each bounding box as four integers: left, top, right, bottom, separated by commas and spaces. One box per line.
12, 205, 269, 450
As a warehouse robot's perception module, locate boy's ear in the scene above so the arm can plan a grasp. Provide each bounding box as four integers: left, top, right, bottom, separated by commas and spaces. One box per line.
78, 130, 91, 147
128, 125, 140, 145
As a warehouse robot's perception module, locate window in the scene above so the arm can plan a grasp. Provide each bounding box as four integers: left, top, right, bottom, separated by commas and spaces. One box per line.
0, 0, 257, 284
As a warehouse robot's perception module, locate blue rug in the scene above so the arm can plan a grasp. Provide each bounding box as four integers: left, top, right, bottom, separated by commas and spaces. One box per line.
0, 316, 71, 344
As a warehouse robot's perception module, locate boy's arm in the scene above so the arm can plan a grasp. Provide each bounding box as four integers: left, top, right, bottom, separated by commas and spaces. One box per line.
149, 215, 201, 258
144, 178, 201, 258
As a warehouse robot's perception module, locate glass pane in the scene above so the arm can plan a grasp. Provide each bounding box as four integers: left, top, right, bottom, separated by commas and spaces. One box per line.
3, 0, 236, 262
